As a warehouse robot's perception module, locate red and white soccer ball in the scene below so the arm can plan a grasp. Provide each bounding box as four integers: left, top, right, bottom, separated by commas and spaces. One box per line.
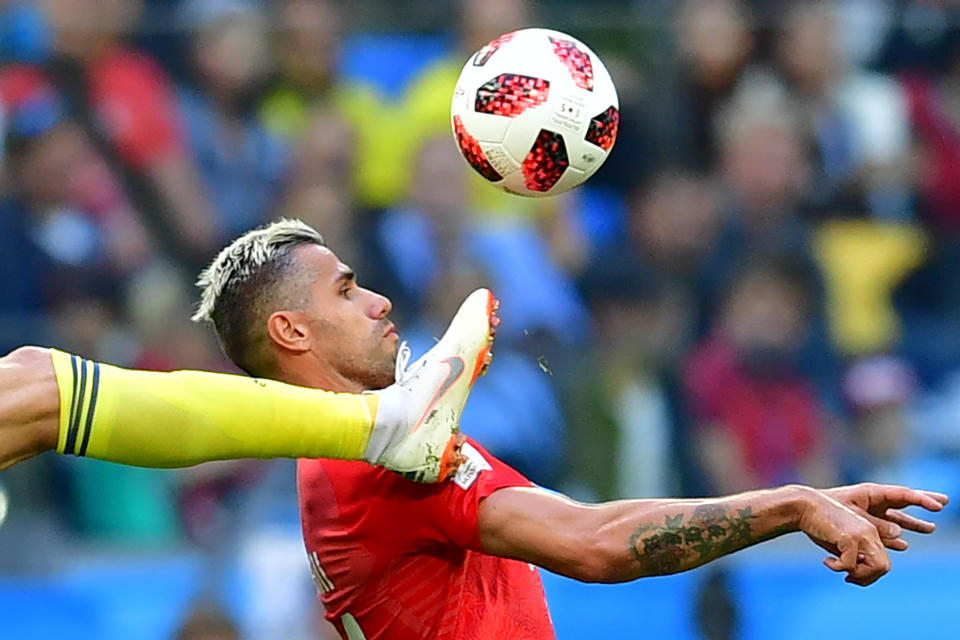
450, 27, 619, 198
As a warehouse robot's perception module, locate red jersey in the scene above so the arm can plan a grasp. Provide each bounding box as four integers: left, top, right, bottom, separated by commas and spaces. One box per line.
684, 336, 824, 485
0, 49, 184, 171
298, 439, 555, 639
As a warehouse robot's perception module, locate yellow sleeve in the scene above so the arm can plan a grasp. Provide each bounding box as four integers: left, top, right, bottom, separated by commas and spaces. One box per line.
49, 350, 377, 467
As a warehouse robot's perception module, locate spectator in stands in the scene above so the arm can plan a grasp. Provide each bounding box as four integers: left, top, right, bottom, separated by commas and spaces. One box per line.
40, 0, 218, 262
684, 256, 837, 495
570, 170, 723, 499
873, 0, 960, 76
279, 107, 358, 265
178, 0, 289, 237
842, 356, 916, 484
709, 71, 828, 316
257, 0, 371, 224
0, 83, 152, 304
654, 0, 754, 171
714, 72, 810, 262
571, 266, 693, 501
589, 170, 722, 331
775, 0, 912, 220
259, 0, 345, 140
715, 72, 855, 405
0, 88, 54, 350
904, 35, 960, 237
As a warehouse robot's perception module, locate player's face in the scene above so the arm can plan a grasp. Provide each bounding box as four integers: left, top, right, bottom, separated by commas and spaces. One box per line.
297, 245, 399, 391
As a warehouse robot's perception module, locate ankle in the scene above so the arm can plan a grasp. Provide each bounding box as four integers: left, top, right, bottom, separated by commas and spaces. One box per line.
363, 385, 408, 462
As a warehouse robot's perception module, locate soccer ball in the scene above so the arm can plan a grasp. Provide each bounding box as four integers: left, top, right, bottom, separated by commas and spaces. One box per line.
450, 28, 619, 198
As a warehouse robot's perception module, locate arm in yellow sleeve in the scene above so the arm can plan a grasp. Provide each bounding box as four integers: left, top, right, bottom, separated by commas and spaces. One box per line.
49, 350, 378, 467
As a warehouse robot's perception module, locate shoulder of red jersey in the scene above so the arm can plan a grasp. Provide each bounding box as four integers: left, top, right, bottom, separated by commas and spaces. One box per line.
303, 436, 526, 495
451, 439, 493, 490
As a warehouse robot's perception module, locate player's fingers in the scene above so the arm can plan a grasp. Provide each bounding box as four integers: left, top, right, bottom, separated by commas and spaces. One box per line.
851, 565, 886, 586
856, 510, 903, 540
836, 535, 859, 573
845, 573, 874, 587
921, 490, 950, 506
844, 571, 868, 586
872, 488, 947, 511
891, 489, 948, 511
844, 561, 883, 587
822, 545, 860, 571
824, 550, 868, 571
857, 538, 892, 586
882, 537, 909, 552
884, 508, 937, 534
828, 556, 879, 586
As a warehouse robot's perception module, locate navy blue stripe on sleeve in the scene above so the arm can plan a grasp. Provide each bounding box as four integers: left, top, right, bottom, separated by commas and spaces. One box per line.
77, 361, 100, 457
64, 355, 83, 455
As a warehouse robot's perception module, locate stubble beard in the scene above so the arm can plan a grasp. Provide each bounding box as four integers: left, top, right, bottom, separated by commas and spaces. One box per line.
350, 331, 398, 391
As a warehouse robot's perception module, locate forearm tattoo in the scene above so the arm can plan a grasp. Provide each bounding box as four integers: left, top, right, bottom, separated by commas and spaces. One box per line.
628, 503, 791, 575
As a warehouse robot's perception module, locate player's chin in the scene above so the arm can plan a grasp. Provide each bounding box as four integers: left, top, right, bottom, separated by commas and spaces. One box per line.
381, 332, 400, 358
368, 350, 398, 389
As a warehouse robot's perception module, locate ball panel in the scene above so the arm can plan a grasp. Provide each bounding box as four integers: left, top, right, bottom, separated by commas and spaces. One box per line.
547, 92, 591, 138
567, 143, 604, 173
548, 36, 594, 92
480, 140, 520, 178
585, 105, 619, 151
549, 165, 586, 195
452, 115, 503, 182
500, 162, 585, 198
475, 74, 550, 118
521, 129, 569, 192
472, 31, 517, 67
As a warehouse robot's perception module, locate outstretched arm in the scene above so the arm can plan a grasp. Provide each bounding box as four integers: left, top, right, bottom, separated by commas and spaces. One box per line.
478, 483, 944, 587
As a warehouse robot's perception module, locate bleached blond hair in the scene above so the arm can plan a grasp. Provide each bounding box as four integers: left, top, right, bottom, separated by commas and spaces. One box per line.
192, 218, 325, 374
192, 218, 324, 323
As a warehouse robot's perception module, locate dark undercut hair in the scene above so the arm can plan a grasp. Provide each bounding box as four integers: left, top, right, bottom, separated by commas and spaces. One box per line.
192, 218, 325, 376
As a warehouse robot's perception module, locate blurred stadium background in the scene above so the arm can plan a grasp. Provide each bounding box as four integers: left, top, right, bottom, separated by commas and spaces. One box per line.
1, 0, 959, 638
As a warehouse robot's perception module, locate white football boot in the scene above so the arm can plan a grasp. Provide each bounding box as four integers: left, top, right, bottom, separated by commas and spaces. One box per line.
365, 288, 498, 482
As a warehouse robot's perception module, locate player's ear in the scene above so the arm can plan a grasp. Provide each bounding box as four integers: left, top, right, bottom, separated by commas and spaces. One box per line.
266, 310, 312, 353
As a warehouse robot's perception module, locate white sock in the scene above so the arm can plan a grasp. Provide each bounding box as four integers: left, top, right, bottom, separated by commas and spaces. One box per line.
362, 385, 408, 463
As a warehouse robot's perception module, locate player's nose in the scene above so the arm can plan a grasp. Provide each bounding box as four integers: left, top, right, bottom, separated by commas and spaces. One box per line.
369, 290, 392, 319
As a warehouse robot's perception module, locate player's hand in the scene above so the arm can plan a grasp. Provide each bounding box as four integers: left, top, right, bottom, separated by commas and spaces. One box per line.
798, 490, 891, 587
823, 483, 949, 552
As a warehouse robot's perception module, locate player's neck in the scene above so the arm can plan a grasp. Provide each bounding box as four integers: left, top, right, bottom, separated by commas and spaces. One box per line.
274, 355, 365, 394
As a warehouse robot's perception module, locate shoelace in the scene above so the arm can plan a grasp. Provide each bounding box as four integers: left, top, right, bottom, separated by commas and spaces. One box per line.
394, 341, 412, 382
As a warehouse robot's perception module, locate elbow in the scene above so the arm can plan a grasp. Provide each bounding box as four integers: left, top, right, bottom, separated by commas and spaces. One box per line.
576, 561, 621, 585
563, 531, 626, 584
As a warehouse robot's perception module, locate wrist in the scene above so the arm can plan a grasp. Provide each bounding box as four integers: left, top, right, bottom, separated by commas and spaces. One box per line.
777, 484, 820, 531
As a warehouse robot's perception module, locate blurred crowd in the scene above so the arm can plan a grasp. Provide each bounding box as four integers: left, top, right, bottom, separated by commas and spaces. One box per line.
2, 0, 960, 635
